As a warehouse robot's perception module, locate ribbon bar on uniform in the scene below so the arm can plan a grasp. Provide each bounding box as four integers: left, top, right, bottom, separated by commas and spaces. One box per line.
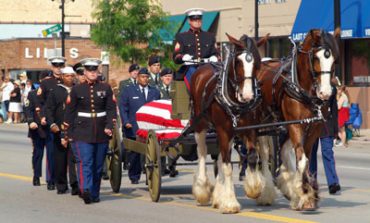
78, 112, 107, 118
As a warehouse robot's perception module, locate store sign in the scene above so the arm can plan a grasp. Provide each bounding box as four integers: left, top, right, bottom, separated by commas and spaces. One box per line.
353, 76, 370, 84
24, 47, 79, 59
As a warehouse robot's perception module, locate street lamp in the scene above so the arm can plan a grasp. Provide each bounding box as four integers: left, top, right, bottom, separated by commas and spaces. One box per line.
51, 0, 75, 57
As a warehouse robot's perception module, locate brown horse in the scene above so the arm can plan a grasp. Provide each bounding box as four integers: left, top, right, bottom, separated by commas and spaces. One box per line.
190, 34, 268, 213
255, 29, 340, 210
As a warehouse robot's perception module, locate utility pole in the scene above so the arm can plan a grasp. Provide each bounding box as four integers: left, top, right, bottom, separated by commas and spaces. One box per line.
334, 0, 342, 81
61, 0, 65, 57
255, 0, 259, 41
52, 0, 74, 57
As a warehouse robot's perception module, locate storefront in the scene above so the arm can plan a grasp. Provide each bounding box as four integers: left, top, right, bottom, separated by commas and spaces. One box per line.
291, 0, 370, 127
0, 37, 127, 84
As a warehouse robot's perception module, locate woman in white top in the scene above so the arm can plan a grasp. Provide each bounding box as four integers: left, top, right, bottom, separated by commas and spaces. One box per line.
0, 77, 14, 121
337, 85, 350, 147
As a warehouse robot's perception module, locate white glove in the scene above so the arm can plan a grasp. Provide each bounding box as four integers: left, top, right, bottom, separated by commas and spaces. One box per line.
209, 55, 218, 63
182, 54, 193, 62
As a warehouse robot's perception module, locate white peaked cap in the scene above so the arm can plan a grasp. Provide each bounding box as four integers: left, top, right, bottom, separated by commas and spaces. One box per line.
80, 58, 102, 66
185, 8, 205, 17
61, 66, 76, 74
48, 56, 66, 63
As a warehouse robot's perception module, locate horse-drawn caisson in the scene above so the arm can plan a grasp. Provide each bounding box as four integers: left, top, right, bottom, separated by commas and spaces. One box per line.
106, 28, 340, 213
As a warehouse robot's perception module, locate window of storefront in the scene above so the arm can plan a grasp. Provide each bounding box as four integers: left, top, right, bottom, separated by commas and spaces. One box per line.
267, 37, 291, 59
345, 39, 370, 86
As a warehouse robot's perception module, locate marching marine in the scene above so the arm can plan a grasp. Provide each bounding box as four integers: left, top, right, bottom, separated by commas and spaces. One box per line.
38, 56, 66, 190
64, 58, 117, 204
24, 71, 50, 186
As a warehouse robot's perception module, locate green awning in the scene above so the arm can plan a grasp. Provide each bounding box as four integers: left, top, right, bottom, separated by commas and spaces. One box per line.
159, 14, 187, 44
179, 11, 219, 33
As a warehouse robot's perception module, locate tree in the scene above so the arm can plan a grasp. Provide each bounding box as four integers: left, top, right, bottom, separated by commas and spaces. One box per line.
91, 0, 169, 64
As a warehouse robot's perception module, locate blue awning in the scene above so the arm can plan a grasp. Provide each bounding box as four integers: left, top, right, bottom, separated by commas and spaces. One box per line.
291, 0, 370, 41
179, 11, 219, 33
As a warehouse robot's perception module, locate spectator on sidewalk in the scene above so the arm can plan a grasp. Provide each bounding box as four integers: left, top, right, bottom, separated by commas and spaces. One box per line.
0, 76, 14, 121
7, 80, 23, 124
337, 85, 350, 147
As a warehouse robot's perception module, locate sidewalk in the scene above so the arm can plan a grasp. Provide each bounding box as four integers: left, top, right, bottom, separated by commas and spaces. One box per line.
347, 128, 370, 146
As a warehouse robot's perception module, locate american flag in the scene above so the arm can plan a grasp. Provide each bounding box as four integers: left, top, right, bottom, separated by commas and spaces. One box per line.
136, 100, 188, 140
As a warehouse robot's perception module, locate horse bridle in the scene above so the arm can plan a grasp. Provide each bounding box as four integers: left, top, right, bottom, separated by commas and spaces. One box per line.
228, 46, 258, 94
298, 45, 335, 99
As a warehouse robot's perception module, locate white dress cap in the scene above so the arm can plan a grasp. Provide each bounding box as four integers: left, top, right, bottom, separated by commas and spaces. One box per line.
61, 66, 76, 74
48, 56, 66, 63
80, 58, 102, 66
185, 8, 205, 17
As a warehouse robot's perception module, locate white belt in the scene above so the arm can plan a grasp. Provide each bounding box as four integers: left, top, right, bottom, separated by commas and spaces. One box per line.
78, 112, 106, 118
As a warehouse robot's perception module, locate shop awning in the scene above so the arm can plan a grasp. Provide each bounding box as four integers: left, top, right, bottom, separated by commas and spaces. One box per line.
291, 0, 370, 41
158, 15, 187, 44
179, 11, 219, 33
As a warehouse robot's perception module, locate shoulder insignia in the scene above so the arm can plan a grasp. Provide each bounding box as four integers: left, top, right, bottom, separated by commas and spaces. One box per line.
175, 42, 181, 52
66, 95, 71, 105
37, 88, 42, 96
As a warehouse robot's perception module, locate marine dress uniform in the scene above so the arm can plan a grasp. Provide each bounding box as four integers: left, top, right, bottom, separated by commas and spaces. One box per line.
173, 8, 219, 90
118, 68, 160, 183
46, 66, 78, 195
38, 56, 66, 190
64, 58, 116, 204
24, 89, 47, 186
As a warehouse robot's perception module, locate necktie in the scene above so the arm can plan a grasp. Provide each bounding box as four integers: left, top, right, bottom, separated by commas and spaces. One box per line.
166, 85, 170, 96
141, 88, 146, 101
134, 79, 137, 85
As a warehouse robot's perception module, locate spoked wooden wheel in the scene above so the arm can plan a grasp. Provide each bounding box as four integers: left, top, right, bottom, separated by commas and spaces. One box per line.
145, 130, 162, 202
107, 124, 122, 193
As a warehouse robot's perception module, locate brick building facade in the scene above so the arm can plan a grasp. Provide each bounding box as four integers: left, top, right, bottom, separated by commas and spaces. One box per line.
0, 38, 128, 83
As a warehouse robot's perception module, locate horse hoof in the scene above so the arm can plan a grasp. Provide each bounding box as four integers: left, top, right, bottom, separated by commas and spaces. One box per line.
193, 180, 212, 205
302, 202, 317, 211
220, 203, 241, 214
245, 190, 262, 199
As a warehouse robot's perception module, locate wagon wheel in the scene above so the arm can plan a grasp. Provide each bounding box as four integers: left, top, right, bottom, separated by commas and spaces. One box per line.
107, 123, 122, 193
145, 130, 162, 202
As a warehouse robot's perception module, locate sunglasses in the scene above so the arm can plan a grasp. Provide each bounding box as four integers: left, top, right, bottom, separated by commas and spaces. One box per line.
52, 63, 65, 68
85, 66, 98, 72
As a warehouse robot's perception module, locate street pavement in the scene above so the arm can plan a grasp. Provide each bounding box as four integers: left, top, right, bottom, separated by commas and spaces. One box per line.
1, 123, 370, 223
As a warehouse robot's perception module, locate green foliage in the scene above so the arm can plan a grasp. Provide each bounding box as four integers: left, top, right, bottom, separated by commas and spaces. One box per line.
91, 0, 170, 64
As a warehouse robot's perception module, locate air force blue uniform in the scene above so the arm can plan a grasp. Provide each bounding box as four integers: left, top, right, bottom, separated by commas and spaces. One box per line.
119, 84, 160, 182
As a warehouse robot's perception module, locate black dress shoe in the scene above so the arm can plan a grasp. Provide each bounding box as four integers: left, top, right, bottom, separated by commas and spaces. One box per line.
57, 189, 68, 194
162, 168, 171, 176
329, 183, 340, 194
47, 182, 55, 191
131, 179, 139, 184
92, 197, 100, 203
102, 173, 109, 180
33, 177, 41, 186
82, 190, 92, 204
335, 184, 341, 192
71, 186, 80, 196
239, 173, 246, 182
169, 170, 179, 178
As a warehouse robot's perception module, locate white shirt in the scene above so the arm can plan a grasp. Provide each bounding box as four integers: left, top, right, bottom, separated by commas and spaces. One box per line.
1, 82, 14, 102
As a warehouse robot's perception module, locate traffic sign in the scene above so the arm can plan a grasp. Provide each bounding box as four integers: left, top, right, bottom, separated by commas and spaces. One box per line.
42, 24, 62, 37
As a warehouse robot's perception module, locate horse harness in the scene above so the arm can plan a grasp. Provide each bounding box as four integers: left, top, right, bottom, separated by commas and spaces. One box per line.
266, 40, 331, 124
